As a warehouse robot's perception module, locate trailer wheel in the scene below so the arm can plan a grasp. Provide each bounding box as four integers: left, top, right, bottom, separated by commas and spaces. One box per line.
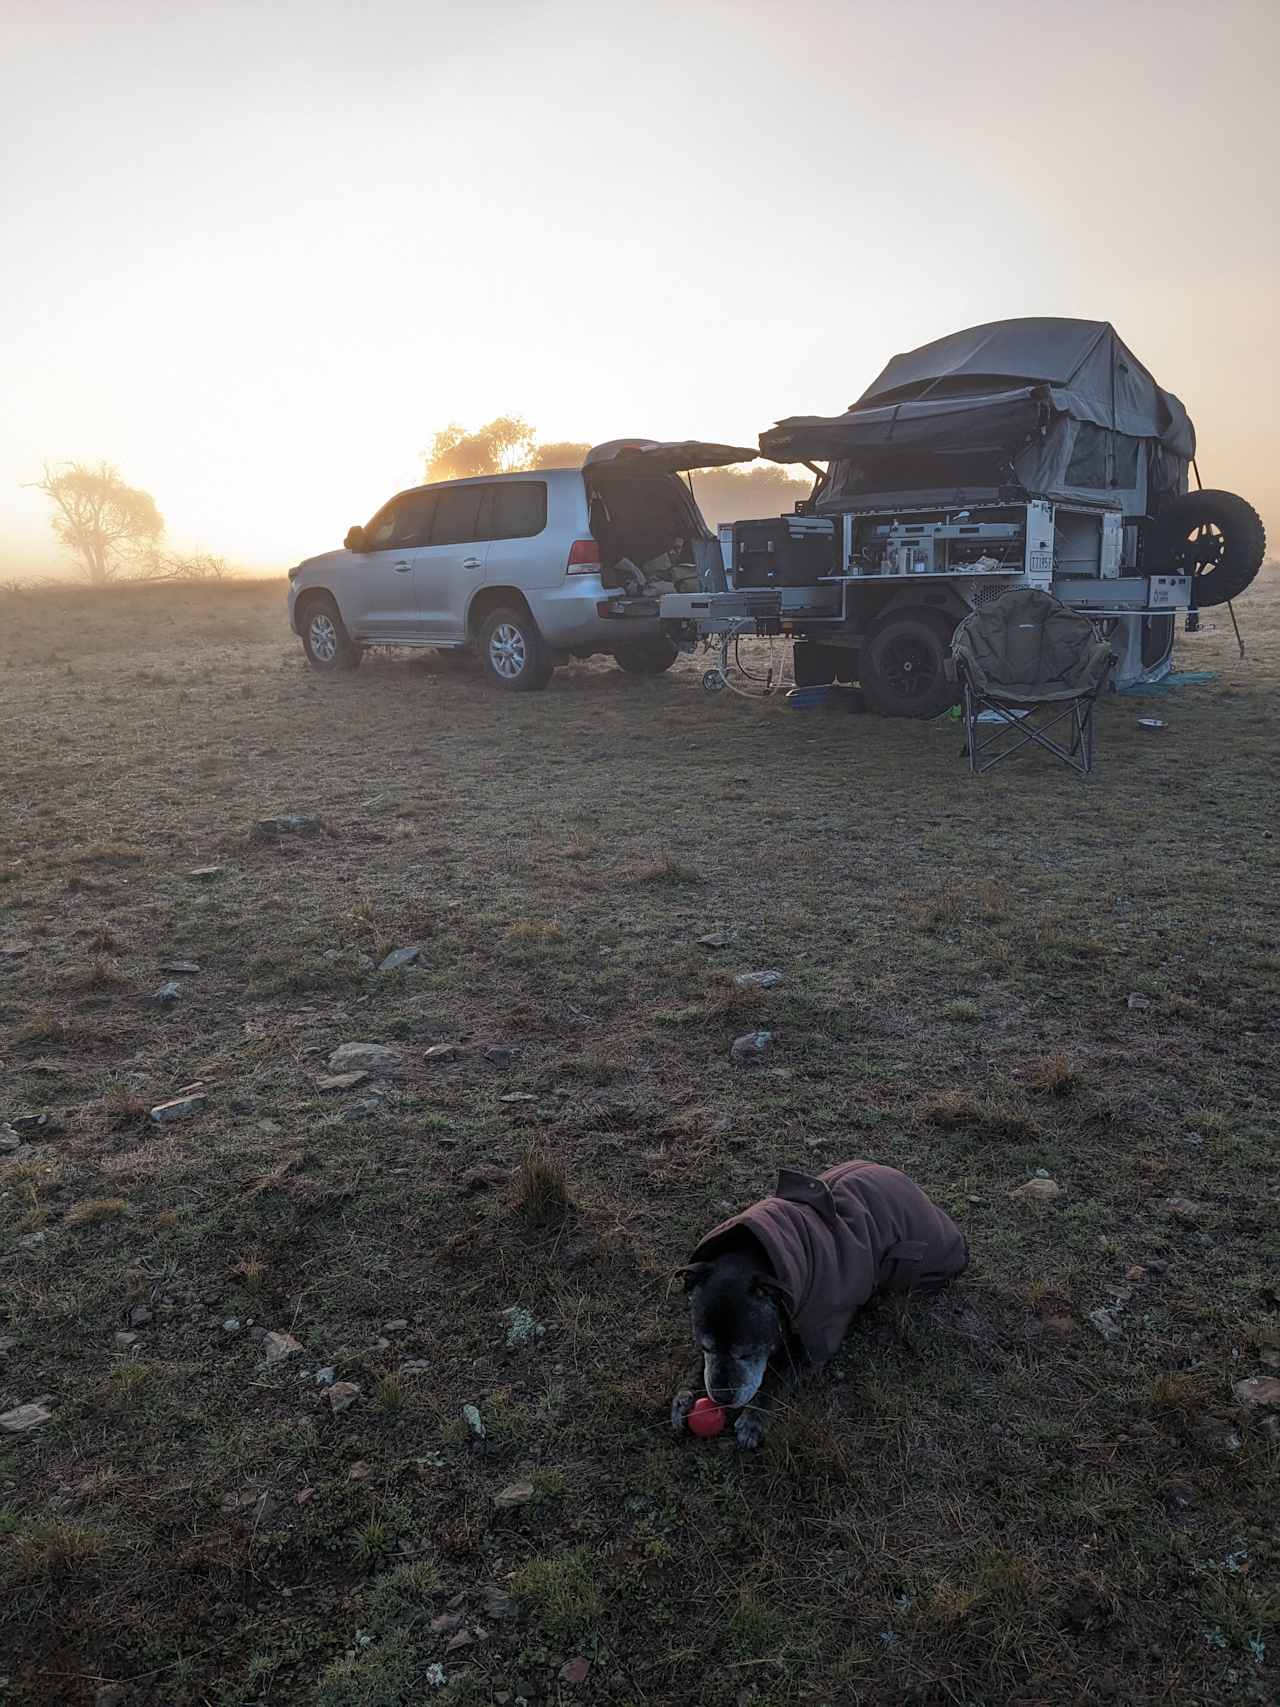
860, 611, 958, 719
1152, 489, 1266, 608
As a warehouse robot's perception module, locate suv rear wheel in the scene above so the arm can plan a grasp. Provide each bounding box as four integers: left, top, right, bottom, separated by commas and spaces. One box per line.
478, 606, 554, 692
613, 637, 679, 676
300, 594, 362, 673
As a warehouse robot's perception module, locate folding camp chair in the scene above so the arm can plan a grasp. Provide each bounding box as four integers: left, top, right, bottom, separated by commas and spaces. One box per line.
949, 587, 1114, 777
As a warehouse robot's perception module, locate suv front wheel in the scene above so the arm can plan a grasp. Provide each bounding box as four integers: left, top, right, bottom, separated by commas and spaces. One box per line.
300, 594, 362, 673
478, 606, 554, 693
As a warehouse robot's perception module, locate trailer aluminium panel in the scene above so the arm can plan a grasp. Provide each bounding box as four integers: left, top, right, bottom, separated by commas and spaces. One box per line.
658, 319, 1266, 716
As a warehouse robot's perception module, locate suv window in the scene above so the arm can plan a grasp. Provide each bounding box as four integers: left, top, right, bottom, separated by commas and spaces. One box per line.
484, 481, 547, 541
430, 485, 487, 547
365, 489, 436, 550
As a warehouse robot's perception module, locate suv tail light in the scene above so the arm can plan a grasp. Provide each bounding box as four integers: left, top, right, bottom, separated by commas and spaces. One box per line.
565, 538, 601, 575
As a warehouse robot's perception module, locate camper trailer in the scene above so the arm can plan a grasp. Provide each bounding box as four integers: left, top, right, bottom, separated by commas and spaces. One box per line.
655, 319, 1267, 715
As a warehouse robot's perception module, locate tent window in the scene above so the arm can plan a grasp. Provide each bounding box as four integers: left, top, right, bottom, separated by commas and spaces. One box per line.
1113, 435, 1139, 488
1067, 424, 1109, 487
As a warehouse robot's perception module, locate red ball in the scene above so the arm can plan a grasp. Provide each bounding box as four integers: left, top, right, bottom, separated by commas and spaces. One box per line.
687, 1397, 727, 1437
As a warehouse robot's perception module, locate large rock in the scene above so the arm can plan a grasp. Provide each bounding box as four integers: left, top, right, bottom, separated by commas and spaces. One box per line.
326, 1042, 402, 1073
1, 1397, 53, 1432
1234, 1377, 1280, 1410
1010, 1177, 1063, 1202
262, 1330, 304, 1364
730, 1029, 773, 1065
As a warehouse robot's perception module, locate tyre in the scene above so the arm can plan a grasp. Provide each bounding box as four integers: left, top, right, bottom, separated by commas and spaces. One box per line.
299, 594, 362, 673
860, 611, 958, 719
478, 605, 554, 692
613, 637, 679, 676
1152, 489, 1266, 608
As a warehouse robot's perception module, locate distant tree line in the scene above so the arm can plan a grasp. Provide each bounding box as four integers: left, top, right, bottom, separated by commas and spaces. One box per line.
30, 462, 228, 585
422, 415, 813, 526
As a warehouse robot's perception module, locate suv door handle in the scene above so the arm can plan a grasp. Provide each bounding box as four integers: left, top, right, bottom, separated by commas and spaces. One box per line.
462, 557, 482, 570
392, 560, 413, 573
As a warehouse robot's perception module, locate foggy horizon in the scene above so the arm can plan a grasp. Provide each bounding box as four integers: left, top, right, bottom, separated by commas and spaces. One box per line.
4, 0, 1277, 578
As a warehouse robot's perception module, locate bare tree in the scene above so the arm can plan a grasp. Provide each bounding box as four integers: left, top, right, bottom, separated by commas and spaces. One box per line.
423, 416, 538, 481
128, 547, 230, 583
30, 462, 164, 584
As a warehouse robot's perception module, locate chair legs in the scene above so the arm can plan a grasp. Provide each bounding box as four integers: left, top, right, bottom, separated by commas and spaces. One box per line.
962, 682, 1101, 776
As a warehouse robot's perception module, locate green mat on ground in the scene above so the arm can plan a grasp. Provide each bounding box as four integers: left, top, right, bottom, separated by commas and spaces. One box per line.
1116, 670, 1217, 697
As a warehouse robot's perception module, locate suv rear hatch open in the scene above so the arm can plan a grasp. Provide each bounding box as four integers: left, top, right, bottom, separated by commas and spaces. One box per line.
583, 439, 756, 612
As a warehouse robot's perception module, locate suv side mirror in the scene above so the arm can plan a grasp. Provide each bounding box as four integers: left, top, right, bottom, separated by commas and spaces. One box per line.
344, 525, 366, 552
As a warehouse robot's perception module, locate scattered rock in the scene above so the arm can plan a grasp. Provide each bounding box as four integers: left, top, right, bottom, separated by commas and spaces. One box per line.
493, 1481, 535, 1509
326, 1042, 402, 1073
445, 1630, 473, 1652
150, 1093, 207, 1123
0, 941, 34, 957
424, 1043, 459, 1062
1163, 1197, 1208, 1223
734, 969, 784, 989
316, 1070, 369, 1092
114, 1331, 140, 1349
431, 1612, 464, 1635
223, 1318, 241, 1333
340, 1096, 385, 1122
559, 1657, 591, 1686
348, 1461, 370, 1480
255, 815, 321, 836
383, 1319, 408, 1332
1260, 1350, 1280, 1370
498, 1092, 536, 1104
503, 1306, 545, 1347
400, 1359, 431, 1376
325, 1381, 361, 1413
697, 929, 737, 948
1125, 1265, 1147, 1282
149, 980, 182, 1006
483, 1583, 519, 1621
17, 1231, 47, 1249
11, 1113, 57, 1138
315, 1366, 336, 1385
1009, 1177, 1063, 1202
0, 1124, 21, 1153
160, 960, 200, 974
128, 1305, 152, 1327
1144, 1257, 1169, 1274
1126, 991, 1152, 1010
1233, 1377, 1280, 1410
484, 1045, 516, 1064
188, 866, 225, 881
462, 1404, 485, 1438
378, 946, 421, 972
463, 1167, 508, 1194
1087, 1308, 1123, 1344
1, 1397, 53, 1432
262, 1330, 304, 1364
730, 1029, 773, 1065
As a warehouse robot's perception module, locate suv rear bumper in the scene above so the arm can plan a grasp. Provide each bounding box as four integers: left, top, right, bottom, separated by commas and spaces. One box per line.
525, 581, 663, 651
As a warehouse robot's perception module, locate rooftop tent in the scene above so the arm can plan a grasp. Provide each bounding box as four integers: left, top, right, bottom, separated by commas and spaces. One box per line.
759, 319, 1196, 513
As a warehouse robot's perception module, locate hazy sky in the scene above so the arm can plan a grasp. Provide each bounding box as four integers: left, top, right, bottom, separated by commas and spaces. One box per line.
3, 0, 1277, 569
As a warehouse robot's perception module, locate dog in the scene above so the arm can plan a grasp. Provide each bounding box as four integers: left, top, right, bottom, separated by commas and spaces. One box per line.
672, 1161, 968, 1450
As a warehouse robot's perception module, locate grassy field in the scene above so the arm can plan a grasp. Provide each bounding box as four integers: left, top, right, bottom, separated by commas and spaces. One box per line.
2, 574, 1278, 1707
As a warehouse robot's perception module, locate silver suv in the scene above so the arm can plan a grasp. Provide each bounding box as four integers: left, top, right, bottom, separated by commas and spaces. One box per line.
286, 441, 752, 691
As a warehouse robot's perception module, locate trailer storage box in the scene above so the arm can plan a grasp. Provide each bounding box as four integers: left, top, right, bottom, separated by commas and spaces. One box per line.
733, 516, 836, 588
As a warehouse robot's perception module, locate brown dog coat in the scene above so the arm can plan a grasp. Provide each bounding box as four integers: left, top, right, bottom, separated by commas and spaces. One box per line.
690, 1160, 968, 1363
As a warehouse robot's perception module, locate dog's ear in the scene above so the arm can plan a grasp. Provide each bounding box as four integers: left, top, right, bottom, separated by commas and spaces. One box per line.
677, 1261, 713, 1294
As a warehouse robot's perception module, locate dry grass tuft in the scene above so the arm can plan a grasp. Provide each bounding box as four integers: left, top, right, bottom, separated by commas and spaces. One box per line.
513, 1147, 574, 1225
1029, 1052, 1081, 1096
64, 1197, 130, 1227
72, 843, 147, 867
625, 850, 702, 885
